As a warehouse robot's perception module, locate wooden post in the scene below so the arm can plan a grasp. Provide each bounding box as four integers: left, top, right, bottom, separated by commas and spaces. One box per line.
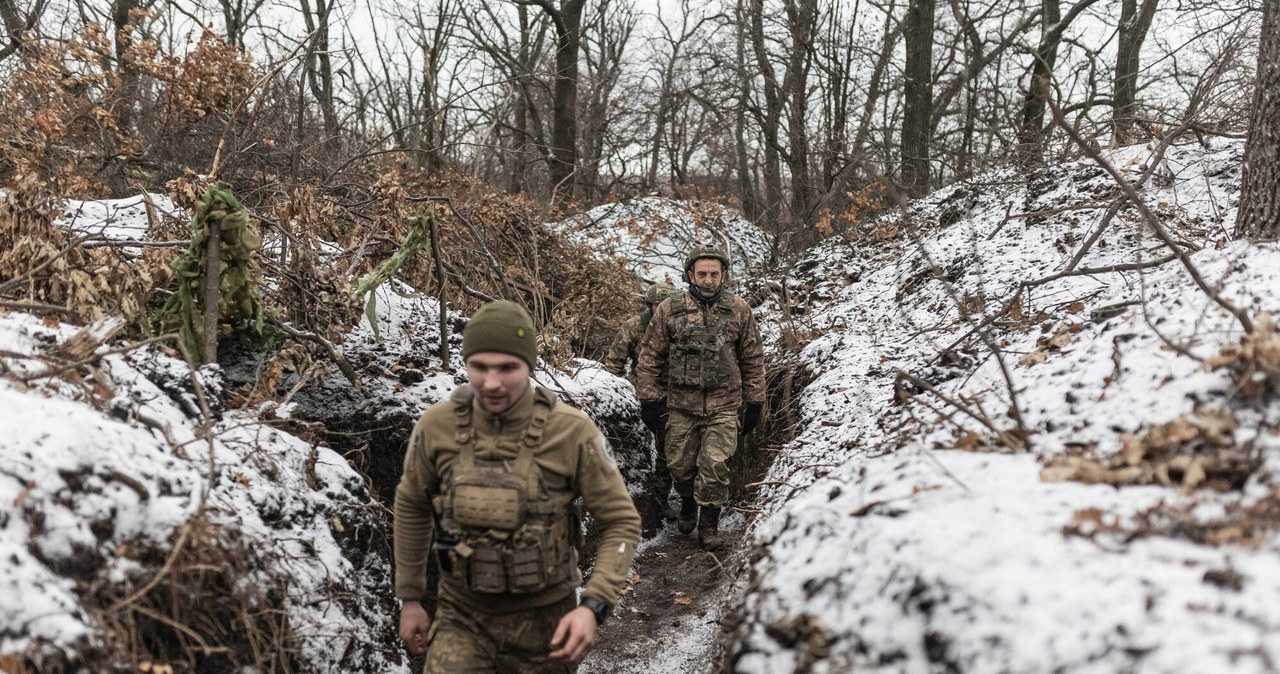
202, 219, 221, 364
429, 208, 449, 368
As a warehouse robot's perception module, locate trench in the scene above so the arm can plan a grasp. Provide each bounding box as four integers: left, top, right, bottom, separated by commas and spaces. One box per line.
277, 342, 804, 674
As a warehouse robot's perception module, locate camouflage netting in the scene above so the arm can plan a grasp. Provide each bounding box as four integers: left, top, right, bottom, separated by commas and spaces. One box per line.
156, 186, 267, 362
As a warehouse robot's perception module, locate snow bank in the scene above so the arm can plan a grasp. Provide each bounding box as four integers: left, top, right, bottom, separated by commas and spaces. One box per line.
729, 138, 1280, 673
0, 311, 406, 671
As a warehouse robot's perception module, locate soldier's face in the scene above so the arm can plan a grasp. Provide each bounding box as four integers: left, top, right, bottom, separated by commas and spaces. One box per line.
688, 259, 724, 296
466, 352, 531, 414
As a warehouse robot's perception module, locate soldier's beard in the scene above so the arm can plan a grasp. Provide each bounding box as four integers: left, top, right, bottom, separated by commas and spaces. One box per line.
692, 282, 721, 299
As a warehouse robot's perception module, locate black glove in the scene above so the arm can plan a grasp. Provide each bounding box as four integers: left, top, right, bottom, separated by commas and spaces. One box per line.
741, 403, 762, 436
640, 400, 666, 435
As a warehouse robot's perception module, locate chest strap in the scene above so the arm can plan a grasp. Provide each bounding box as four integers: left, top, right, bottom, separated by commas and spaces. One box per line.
452, 385, 556, 497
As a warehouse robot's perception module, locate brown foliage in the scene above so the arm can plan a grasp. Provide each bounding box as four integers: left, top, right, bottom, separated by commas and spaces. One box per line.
0, 175, 154, 327
1040, 409, 1255, 493
81, 515, 294, 673
1203, 314, 1280, 400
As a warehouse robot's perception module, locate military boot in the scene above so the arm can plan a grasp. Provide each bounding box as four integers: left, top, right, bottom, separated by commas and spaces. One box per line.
677, 496, 699, 535
698, 506, 725, 551
654, 477, 678, 521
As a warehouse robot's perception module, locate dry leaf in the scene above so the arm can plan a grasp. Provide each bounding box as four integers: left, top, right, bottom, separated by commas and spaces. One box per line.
1048, 330, 1073, 350
1070, 508, 1106, 534
1182, 458, 1207, 492
0, 652, 29, 674
1120, 434, 1145, 466
1019, 349, 1048, 367
954, 431, 983, 451
1142, 417, 1199, 451
1193, 408, 1237, 447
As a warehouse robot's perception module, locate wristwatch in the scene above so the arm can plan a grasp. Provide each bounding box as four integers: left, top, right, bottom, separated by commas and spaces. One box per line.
579, 596, 611, 625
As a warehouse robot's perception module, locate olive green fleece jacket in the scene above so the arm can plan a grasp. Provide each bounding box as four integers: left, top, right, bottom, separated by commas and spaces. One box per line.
394, 384, 641, 613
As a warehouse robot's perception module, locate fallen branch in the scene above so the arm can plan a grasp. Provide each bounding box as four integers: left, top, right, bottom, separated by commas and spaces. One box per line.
895, 370, 1025, 450
20, 333, 179, 383
269, 317, 363, 392
0, 299, 76, 316
1046, 85, 1252, 334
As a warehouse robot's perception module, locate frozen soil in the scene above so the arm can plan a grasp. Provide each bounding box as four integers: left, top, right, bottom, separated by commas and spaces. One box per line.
582, 515, 746, 674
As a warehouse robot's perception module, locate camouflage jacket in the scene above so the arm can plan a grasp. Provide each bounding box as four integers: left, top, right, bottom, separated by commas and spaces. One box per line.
636, 289, 765, 415
602, 310, 650, 380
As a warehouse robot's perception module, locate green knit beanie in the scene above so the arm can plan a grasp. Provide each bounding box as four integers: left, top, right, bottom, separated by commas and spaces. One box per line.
462, 300, 538, 368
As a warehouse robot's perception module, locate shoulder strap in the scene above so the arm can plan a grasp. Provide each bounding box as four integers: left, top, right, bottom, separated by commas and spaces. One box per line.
670, 293, 689, 318
514, 387, 557, 495
452, 385, 477, 473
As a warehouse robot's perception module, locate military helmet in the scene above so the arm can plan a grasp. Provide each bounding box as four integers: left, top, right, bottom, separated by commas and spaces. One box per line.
643, 281, 676, 305
683, 244, 730, 274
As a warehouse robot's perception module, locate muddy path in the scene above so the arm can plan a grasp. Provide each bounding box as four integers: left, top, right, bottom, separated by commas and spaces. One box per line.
581, 507, 753, 674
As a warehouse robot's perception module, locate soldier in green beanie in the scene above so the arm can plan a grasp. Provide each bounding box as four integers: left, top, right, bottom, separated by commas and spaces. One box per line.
395, 300, 641, 672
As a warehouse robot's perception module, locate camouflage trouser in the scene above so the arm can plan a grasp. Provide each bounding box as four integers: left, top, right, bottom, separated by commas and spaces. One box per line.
652, 408, 671, 488
424, 594, 577, 673
665, 408, 739, 506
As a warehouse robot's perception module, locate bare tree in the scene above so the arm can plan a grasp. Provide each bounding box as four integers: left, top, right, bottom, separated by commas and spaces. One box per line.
461, 0, 553, 194
933, 0, 1038, 179
578, 0, 636, 199
1238, 0, 1280, 239
645, 0, 718, 191
1017, 0, 1103, 163
1111, 0, 1160, 144
520, 0, 586, 199
746, 0, 818, 227
901, 0, 937, 196
0, 0, 48, 63
299, 0, 339, 144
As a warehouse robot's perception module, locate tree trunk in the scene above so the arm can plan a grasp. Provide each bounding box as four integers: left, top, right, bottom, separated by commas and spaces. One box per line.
1018, 0, 1102, 164
112, 0, 140, 130
1112, 0, 1159, 145
748, 0, 788, 226
1018, 0, 1061, 164
0, 0, 45, 63
1238, 0, 1280, 239
537, 0, 586, 199
300, 0, 339, 145
783, 0, 817, 221
901, 0, 937, 197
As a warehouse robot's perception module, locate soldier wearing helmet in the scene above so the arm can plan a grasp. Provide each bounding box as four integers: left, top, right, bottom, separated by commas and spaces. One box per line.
603, 281, 681, 524
635, 244, 765, 551
603, 282, 676, 381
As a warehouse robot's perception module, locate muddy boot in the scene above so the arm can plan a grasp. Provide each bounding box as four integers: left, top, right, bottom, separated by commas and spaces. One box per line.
654, 477, 678, 521
677, 496, 699, 535
698, 506, 725, 551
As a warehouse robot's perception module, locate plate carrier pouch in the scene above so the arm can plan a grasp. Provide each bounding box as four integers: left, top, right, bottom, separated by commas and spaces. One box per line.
437, 385, 577, 594
667, 293, 736, 389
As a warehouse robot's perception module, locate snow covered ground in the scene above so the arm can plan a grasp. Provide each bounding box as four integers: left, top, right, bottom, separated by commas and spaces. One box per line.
0, 309, 408, 671
728, 137, 1280, 673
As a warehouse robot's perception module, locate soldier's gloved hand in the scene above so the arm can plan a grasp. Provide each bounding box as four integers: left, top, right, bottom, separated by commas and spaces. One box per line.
640, 400, 665, 434
741, 403, 762, 436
